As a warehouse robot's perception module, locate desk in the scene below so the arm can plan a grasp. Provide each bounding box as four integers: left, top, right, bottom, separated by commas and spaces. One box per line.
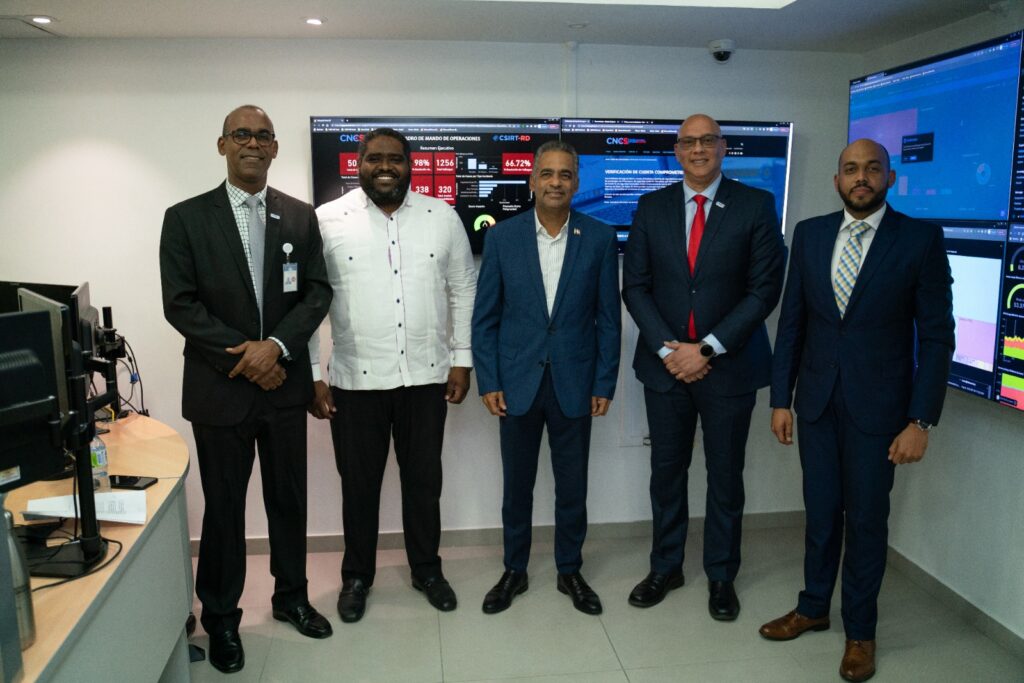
5, 415, 192, 682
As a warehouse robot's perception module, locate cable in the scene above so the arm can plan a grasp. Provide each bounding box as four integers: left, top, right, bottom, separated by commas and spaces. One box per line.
30, 538, 125, 592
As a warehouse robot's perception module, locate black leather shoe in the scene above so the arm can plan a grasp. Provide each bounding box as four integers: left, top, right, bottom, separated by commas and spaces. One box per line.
412, 575, 458, 612
708, 580, 740, 621
557, 572, 602, 615
208, 629, 244, 673
337, 578, 369, 623
628, 570, 684, 607
273, 602, 333, 639
482, 570, 529, 614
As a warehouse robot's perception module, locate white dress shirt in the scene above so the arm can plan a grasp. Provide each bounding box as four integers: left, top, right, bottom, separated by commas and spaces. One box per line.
535, 211, 569, 316
830, 204, 886, 283
309, 188, 476, 390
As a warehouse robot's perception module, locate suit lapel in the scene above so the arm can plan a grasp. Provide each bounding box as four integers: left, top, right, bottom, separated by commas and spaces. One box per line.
844, 207, 898, 317
549, 212, 582, 321
520, 215, 550, 322
692, 177, 730, 277
663, 183, 691, 284
816, 213, 844, 320
211, 184, 259, 308
264, 188, 282, 298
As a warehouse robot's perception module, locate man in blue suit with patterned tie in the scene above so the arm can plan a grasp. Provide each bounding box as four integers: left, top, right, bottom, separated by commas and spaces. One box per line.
759, 139, 954, 682
472, 140, 621, 615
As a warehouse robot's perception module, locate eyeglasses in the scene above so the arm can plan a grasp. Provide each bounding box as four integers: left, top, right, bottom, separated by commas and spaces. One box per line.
224, 129, 276, 146
676, 134, 722, 150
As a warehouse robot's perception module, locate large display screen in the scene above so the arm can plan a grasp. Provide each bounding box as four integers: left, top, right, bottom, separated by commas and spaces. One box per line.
310, 117, 561, 253
560, 118, 793, 249
849, 30, 1024, 412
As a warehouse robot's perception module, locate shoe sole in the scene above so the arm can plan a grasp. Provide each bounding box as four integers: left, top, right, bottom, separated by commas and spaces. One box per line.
759, 622, 831, 641
628, 574, 685, 608
482, 580, 529, 614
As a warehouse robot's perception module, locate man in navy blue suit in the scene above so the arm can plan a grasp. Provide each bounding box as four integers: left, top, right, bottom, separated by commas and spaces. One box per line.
622, 114, 785, 620
759, 139, 954, 682
472, 140, 621, 615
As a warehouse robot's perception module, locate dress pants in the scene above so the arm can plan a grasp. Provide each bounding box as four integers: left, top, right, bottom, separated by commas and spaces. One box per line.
499, 367, 593, 574
644, 382, 756, 581
796, 380, 897, 641
193, 397, 309, 634
330, 383, 447, 585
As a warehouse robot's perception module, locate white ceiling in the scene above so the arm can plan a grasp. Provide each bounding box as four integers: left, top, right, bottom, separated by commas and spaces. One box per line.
0, 0, 1006, 52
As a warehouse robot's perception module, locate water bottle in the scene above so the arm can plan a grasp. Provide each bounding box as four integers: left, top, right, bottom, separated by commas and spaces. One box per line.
90, 435, 110, 492
5, 507, 35, 649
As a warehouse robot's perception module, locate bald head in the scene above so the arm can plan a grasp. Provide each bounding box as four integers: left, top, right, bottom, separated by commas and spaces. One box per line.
834, 138, 895, 219
223, 105, 272, 136
675, 114, 726, 192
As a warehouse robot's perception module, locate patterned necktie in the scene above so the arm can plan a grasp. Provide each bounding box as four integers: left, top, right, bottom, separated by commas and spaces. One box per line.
244, 196, 266, 327
687, 194, 706, 339
833, 221, 870, 317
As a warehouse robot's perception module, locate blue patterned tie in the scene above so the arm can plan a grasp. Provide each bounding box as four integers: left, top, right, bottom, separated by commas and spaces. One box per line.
833, 221, 870, 317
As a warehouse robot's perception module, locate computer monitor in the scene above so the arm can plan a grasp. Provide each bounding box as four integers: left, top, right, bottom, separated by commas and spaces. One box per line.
0, 311, 64, 494
16, 288, 71, 423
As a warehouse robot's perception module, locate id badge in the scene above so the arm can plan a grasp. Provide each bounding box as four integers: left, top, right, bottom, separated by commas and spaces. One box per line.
283, 263, 298, 292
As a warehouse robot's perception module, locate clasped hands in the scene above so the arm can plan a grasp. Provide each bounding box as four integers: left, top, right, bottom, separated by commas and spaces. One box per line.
227, 340, 284, 391
663, 340, 711, 383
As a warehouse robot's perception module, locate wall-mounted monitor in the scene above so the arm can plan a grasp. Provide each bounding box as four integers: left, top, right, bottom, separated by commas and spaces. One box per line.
310, 117, 562, 254
849, 29, 1024, 412
560, 118, 794, 251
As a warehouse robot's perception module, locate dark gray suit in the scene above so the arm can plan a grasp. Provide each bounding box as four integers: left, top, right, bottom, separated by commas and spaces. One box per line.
160, 182, 331, 632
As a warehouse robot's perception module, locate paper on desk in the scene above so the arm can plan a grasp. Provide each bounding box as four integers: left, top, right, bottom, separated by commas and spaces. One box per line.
24, 491, 148, 525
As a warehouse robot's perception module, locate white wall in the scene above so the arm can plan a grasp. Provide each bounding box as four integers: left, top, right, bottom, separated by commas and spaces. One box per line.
861, 8, 1024, 640
0, 39, 854, 551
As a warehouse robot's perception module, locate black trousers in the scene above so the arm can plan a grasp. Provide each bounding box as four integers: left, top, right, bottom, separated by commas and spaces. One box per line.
193, 398, 309, 634
330, 383, 448, 584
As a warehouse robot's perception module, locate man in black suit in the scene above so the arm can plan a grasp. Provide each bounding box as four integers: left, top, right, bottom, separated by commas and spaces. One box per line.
622, 114, 785, 620
160, 105, 334, 673
759, 139, 954, 682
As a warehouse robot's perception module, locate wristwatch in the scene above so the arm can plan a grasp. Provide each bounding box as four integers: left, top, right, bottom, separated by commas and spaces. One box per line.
698, 341, 717, 358
911, 419, 933, 432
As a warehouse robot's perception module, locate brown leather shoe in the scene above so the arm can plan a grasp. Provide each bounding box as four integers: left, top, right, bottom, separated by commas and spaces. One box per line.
759, 610, 830, 641
840, 639, 876, 682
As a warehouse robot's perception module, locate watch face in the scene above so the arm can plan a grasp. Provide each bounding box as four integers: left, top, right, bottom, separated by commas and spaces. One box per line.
700, 343, 714, 358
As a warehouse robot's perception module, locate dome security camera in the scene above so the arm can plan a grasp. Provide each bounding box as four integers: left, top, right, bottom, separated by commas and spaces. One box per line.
708, 39, 736, 63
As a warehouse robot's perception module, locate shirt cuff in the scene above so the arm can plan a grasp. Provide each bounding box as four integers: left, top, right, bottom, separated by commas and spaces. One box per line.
703, 334, 726, 356
657, 345, 673, 359
311, 361, 322, 383
451, 349, 473, 368
268, 336, 290, 360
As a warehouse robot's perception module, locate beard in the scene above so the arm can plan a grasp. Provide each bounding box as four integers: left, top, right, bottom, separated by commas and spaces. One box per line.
839, 182, 887, 216
359, 171, 410, 207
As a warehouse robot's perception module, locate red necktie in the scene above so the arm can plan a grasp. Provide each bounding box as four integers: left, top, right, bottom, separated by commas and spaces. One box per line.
687, 194, 706, 340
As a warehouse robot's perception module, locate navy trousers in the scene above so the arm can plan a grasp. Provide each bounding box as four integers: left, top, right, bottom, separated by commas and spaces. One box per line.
644, 382, 756, 581
499, 368, 593, 574
796, 381, 897, 641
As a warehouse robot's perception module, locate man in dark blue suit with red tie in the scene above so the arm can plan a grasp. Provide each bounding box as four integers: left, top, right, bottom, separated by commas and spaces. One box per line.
759, 139, 954, 682
473, 140, 621, 616
622, 114, 785, 620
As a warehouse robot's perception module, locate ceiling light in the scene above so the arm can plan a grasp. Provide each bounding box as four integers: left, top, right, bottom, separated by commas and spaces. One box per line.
568, 22, 589, 29
305, 17, 324, 26
31, 16, 53, 24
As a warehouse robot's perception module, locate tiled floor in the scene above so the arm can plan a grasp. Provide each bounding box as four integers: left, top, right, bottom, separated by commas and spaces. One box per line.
188, 528, 1023, 682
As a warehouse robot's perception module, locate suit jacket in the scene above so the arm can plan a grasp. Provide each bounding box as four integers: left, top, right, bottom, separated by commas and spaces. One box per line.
472, 210, 621, 418
622, 177, 785, 395
160, 182, 332, 426
770, 206, 954, 435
